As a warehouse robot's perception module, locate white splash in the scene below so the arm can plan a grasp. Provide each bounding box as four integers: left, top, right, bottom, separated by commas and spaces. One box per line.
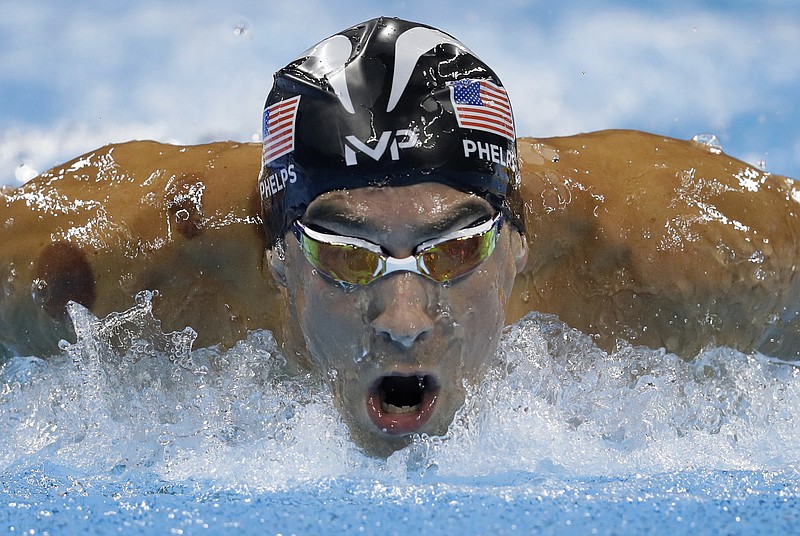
14, 163, 38, 184
1, 296, 799, 491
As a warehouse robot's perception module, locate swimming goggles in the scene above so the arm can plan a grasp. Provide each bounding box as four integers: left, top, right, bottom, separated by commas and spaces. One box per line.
292, 213, 503, 286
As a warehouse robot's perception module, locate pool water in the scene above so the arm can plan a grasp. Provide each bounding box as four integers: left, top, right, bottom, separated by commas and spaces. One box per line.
3, 296, 800, 534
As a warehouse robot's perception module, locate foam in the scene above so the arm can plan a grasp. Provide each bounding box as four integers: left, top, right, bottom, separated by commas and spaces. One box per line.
2, 295, 799, 491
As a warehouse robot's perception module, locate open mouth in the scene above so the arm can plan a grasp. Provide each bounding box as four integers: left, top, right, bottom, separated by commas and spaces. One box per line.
366, 374, 439, 435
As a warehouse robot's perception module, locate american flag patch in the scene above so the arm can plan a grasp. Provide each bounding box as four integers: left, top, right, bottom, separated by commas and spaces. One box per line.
449, 79, 514, 141
262, 95, 301, 164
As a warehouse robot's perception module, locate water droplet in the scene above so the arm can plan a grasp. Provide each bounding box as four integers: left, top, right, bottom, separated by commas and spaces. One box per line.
171, 366, 183, 383
233, 22, 249, 36
703, 313, 722, 328
327, 368, 338, 381
135, 289, 158, 307
757, 160, 767, 170
15, 163, 38, 183
30, 278, 47, 302
714, 243, 737, 266
753, 267, 767, 282
691, 133, 723, 154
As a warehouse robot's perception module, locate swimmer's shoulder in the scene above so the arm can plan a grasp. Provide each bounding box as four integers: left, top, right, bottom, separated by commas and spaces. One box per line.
0, 141, 285, 356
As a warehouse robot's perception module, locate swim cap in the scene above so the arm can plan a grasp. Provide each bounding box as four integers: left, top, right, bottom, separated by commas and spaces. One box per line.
258, 17, 524, 245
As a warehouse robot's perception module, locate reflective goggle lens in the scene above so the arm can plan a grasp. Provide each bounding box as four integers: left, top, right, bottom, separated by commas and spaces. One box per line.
420, 230, 498, 282
297, 235, 382, 286
294, 214, 501, 285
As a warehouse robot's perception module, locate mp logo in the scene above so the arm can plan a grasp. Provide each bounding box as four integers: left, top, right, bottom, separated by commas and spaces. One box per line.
344, 129, 418, 166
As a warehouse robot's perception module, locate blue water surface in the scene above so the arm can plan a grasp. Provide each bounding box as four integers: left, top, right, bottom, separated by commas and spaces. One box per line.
4, 465, 800, 534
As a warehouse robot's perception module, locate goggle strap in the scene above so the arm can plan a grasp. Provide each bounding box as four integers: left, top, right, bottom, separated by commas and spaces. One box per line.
294, 220, 384, 253
417, 213, 502, 251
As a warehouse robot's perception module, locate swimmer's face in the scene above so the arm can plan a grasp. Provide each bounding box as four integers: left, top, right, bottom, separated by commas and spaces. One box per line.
270, 182, 528, 456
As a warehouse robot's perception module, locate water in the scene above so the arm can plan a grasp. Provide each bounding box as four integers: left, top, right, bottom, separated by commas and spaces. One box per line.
691, 133, 724, 154
2, 297, 800, 534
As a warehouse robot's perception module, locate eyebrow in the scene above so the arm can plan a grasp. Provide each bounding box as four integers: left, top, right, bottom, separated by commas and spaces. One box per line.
303, 198, 494, 238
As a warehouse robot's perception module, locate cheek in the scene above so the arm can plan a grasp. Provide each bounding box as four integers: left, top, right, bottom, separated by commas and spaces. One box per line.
458, 281, 505, 346
449, 247, 518, 371
459, 246, 516, 319
289, 268, 368, 367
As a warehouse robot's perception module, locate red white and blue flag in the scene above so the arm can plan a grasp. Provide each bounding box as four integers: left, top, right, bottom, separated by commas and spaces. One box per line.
449, 79, 514, 141
262, 95, 301, 164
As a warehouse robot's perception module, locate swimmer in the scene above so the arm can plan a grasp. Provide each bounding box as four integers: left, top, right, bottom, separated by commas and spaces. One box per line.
2, 17, 799, 455
258, 17, 528, 454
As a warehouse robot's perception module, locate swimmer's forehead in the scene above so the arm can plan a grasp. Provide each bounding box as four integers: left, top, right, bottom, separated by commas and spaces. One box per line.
303, 184, 494, 236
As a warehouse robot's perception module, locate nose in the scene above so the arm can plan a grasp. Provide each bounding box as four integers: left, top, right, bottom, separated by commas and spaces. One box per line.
371, 274, 435, 349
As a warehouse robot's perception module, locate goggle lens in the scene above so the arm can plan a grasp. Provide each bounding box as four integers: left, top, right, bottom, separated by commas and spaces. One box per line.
298, 237, 382, 286
421, 230, 498, 282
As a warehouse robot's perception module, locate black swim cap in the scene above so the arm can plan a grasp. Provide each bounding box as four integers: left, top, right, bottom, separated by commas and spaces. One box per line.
258, 17, 524, 245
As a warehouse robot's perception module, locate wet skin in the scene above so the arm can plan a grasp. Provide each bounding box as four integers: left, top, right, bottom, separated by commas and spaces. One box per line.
269, 182, 528, 456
